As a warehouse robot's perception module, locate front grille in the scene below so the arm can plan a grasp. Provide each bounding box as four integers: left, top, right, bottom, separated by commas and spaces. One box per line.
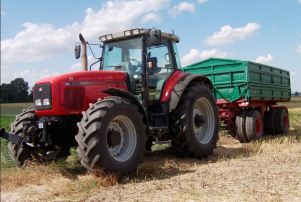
64, 87, 85, 110
34, 83, 52, 110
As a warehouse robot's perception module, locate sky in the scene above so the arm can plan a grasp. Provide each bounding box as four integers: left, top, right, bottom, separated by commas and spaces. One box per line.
1, 0, 301, 92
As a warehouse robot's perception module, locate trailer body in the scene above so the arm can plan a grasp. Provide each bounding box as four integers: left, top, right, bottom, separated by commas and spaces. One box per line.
183, 58, 291, 140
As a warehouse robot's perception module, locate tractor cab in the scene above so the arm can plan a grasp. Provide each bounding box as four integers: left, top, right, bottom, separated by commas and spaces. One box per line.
98, 28, 181, 105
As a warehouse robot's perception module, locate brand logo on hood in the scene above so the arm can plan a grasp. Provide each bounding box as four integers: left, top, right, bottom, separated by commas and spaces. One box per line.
69, 77, 74, 81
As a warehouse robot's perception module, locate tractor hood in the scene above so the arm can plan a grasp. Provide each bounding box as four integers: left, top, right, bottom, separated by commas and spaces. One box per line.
34, 71, 128, 116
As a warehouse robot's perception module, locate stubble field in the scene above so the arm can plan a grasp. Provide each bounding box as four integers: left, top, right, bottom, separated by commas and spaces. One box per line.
1, 99, 301, 201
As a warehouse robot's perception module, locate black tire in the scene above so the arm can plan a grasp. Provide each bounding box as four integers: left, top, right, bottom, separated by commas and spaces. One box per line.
246, 110, 263, 141
169, 81, 219, 158
235, 111, 249, 143
275, 109, 289, 135
8, 106, 70, 167
267, 110, 277, 135
75, 96, 147, 175
8, 106, 36, 166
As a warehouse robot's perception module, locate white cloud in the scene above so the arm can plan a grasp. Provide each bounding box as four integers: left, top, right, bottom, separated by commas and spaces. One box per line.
71, 56, 95, 72
198, 0, 208, 3
299, 0, 301, 3
180, 48, 232, 67
70, 63, 82, 72
203, 23, 261, 46
1, 11, 6, 15
12, 69, 60, 88
291, 72, 298, 77
1, 0, 170, 69
297, 45, 301, 54
254, 54, 274, 64
141, 13, 162, 24
168, 2, 195, 18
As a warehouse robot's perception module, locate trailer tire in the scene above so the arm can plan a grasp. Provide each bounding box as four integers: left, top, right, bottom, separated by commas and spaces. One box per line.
8, 106, 70, 167
169, 81, 219, 158
246, 110, 263, 141
275, 109, 289, 135
235, 111, 249, 143
267, 110, 277, 135
75, 96, 147, 175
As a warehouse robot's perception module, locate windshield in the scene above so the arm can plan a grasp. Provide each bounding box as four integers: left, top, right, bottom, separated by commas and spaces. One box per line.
102, 37, 142, 75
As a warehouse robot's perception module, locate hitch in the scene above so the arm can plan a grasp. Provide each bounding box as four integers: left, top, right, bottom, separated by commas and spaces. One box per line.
0, 128, 24, 146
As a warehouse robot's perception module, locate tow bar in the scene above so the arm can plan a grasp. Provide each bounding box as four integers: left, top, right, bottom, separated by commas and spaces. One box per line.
0, 128, 24, 146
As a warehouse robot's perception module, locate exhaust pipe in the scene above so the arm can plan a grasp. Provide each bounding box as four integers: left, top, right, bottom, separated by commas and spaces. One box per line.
79, 33, 87, 71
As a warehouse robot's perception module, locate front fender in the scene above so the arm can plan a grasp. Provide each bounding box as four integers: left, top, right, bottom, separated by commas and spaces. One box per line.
102, 88, 149, 130
161, 71, 213, 112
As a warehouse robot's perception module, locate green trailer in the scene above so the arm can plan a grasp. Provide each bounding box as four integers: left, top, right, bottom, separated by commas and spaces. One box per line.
183, 58, 291, 143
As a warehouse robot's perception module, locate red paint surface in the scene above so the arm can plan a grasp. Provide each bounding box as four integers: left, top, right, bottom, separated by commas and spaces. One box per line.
161, 71, 192, 102
34, 71, 127, 116
255, 117, 262, 136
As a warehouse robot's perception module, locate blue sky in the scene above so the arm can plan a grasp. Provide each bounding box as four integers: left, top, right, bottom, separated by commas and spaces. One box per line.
1, 0, 301, 92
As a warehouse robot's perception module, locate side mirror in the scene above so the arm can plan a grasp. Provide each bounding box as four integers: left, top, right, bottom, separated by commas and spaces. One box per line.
75, 44, 81, 59
150, 29, 161, 45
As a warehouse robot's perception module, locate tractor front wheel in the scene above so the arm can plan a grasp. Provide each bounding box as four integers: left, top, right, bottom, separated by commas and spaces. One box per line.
169, 81, 219, 158
8, 106, 70, 166
75, 96, 147, 175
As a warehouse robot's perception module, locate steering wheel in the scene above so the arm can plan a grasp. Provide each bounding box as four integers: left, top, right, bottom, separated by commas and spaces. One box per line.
129, 58, 142, 74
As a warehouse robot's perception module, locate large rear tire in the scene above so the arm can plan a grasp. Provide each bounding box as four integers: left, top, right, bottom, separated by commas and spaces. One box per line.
246, 110, 263, 141
75, 96, 147, 175
169, 81, 219, 158
275, 109, 289, 135
8, 106, 70, 167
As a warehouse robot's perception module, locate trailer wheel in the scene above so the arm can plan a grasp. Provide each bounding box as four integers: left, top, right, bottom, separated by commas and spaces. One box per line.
275, 109, 289, 135
7, 106, 70, 167
246, 110, 263, 141
235, 111, 249, 143
169, 81, 219, 158
267, 110, 277, 135
75, 96, 147, 175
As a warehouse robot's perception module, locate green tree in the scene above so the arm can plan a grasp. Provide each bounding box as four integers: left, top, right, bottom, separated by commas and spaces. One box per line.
0, 83, 14, 102
10, 78, 29, 103
295, 92, 299, 97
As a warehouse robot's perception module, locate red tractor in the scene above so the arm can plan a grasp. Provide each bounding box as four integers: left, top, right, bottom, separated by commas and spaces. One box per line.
1, 28, 219, 174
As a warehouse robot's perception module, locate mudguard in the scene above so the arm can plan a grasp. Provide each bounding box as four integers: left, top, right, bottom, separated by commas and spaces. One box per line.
161, 71, 213, 112
102, 88, 149, 129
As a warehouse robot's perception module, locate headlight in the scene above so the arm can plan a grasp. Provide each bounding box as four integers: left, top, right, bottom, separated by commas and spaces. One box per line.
124, 30, 131, 36
100, 36, 106, 41
35, 99, 42, 106
43, 98, 50, 105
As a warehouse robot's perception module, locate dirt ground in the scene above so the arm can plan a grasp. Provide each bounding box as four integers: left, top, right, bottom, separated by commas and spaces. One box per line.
1, 131, 301, 202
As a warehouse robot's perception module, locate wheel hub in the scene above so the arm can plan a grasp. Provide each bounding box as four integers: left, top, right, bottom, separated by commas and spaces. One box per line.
194, 114, 206, 128
107, 130, 121, 147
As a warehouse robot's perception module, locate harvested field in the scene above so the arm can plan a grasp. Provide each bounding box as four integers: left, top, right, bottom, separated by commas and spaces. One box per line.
1, 106, 301, 201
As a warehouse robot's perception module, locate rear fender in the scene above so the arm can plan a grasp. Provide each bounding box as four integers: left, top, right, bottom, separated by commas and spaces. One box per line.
102, 88, 149, 130
161, 71, 213, 112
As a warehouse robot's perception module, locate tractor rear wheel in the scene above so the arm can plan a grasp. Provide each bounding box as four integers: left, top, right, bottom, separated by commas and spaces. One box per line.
246, 110, 263, 141
75, 96, 147, 175
169, 81, 219, 158
275, 109, 289, 135
8, 106, 70, 167
235, 111, 249, 143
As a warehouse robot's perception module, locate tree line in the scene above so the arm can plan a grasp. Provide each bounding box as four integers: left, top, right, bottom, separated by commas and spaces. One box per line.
0, 78, 33, 103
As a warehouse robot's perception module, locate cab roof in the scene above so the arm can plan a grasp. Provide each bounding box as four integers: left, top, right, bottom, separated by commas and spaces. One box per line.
99, 28, 180, 43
